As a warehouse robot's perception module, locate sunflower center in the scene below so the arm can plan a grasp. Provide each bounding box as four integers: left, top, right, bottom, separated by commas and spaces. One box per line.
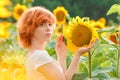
94, 25, 102, 29
109, 34, 118, 44
58, 27, 63, 33
56, 11, 65, 21
71, 24, 92, 47
17, 8, 24, 16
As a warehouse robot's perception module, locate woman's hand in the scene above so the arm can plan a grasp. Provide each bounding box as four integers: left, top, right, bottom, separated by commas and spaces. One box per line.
65, 40, 97, 80
55, 35, 67, 58
76, 39, 98, 56
55, 35, 67, 72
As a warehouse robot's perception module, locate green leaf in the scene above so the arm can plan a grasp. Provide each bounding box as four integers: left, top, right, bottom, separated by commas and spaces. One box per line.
98, 27, 115, 33
93, 72, 111, 79
107, 4, 120, 16
46, 40, 56, 49
72, 73, 87, 80
100, 60, 111, 68
66, 54, 72, 68
99, 35, 113, 44
92, 67, 113, 77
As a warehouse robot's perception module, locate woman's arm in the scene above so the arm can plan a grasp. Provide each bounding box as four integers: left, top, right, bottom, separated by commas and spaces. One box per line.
65, 41, 96, 80
55, 35, 67, 72
37, 62, 66, 80
55, 35, 97, 80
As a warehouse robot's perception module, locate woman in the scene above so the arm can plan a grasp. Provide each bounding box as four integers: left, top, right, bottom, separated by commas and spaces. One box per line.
17, 6, 96, 80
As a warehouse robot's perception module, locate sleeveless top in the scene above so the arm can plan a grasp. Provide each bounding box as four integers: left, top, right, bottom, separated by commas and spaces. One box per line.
26, 50, 63, 80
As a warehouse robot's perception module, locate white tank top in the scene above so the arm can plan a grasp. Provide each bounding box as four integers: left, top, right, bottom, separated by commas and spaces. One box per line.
26, 50, 63, 80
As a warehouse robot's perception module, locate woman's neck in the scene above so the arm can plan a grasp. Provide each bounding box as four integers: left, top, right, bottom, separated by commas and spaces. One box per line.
27, 39, 47, 56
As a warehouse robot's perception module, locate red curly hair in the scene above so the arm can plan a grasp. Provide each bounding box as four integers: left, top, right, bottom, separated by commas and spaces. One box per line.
17, 6, 56, 48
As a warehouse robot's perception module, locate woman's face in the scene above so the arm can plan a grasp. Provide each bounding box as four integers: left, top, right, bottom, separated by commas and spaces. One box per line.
33, 23, 55, 42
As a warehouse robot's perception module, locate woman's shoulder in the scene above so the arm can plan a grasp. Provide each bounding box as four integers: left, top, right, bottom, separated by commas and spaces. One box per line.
26, 50, 54, 63
26, 50, 48, 58
34, 50, 49, 55
26, 50, 55, 69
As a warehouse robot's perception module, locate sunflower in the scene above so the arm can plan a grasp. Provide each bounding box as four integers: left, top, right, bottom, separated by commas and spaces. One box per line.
1, 53, 26, 80
53, 6, 68, 24
98, 17, 106, 25
0, 0, 12, 18
63, 16, 98, 53
0, 21, 11, 39
90, 20, 105, 29
108, 34, 118, 44
108, 28, 120, 44
13, 68, 26, 80
2, 52, 26, 69
54, 24, 63, 36
13, 4, 27, 20
0, 7, 12, 18
0, 0, 12, 7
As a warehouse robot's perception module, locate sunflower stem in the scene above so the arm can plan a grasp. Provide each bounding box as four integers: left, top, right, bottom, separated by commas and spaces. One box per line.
88, 51, 92, 78
116, 31, 120, 78
117, 48, 120, 78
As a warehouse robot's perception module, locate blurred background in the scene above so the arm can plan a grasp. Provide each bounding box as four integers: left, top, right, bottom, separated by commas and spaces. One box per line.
33, 0, 120, 25
1, 0, 120, 24
0, 0, 120, 80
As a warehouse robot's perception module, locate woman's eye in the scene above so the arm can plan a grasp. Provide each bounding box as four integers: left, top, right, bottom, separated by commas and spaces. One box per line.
40, 23, 52, 27
49, 24, 52, 26
40, 23, 44, 26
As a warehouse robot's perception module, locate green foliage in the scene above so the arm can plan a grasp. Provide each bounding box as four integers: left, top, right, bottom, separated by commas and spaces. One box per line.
71, 24, 120, 79
107, 4, 120, 22
107, 4, 120, 16
46, 39, 57, 58
32, 0, 120, 24
72, 73, 87, 80
0, 0, 120, 80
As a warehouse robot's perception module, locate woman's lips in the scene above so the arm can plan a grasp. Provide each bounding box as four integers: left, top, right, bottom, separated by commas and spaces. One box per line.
46, 33, 52, 37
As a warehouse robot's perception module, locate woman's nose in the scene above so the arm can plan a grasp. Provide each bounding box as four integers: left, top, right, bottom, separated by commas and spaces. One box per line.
46, 25, 52, 31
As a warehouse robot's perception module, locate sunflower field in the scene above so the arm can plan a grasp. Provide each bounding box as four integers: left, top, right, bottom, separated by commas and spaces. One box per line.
0, 0, 120, 80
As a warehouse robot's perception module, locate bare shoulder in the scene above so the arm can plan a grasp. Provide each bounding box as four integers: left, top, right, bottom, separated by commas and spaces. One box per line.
37, 61, 66, 80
